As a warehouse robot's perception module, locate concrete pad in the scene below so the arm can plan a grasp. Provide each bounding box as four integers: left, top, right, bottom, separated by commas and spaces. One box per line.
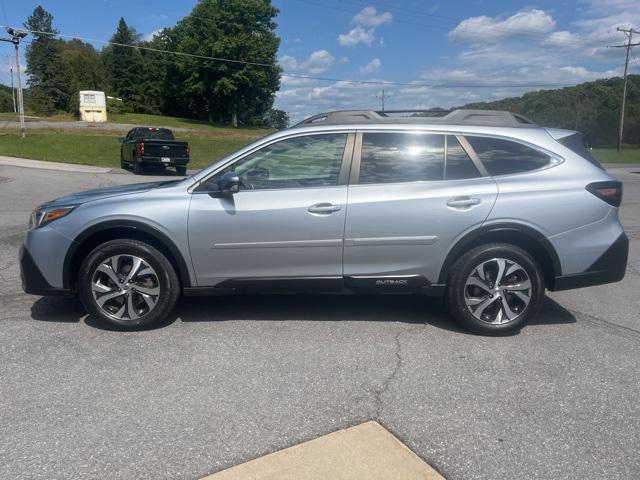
0, 156, 112, 173
202, 421, 444, 480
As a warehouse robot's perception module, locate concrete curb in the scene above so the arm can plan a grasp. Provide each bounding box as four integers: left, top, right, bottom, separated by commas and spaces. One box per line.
0, 156, 112, 173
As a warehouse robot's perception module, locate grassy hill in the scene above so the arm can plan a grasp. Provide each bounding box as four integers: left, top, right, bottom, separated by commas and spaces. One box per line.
461, 75, 640, 148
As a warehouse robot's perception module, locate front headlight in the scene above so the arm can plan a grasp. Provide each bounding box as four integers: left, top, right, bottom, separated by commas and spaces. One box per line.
29, 205, 76, 229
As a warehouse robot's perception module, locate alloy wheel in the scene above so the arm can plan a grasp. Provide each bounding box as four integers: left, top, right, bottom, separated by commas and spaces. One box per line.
464, 258, 532, 325
91, 255, 160, 321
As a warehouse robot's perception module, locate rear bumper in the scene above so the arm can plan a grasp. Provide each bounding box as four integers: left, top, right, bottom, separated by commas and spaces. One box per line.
20, 245, 73, 297
140, 156, 189, 166
552, 232, 629, 291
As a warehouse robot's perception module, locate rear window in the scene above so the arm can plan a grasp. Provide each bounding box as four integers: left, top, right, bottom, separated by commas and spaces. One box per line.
465, 136, 550, 176
558, 133, 604, 170
133, 128, 174, 141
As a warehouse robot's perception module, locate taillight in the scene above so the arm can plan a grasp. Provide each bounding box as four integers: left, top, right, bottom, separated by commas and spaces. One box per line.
186, 144, 191, 156
586, 181, 622, 207
137, 142, 145, 155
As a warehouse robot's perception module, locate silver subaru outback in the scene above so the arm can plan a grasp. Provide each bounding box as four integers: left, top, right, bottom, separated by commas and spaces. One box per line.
20, 109, 628, 334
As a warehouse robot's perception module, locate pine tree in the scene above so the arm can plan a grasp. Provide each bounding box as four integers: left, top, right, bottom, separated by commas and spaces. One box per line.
101, 18, 146, 111
24, 6, 70, 114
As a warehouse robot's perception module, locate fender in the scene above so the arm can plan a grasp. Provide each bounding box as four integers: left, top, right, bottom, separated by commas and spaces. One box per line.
437, 222, 562, 285
62, 219, 193, 290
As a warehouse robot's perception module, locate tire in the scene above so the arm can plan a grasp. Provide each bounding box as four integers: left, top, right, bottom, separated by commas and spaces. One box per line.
176, 166, 187, 176
445, 243, 545, 335
134, 156, 144, 175
77, 239, 180, 330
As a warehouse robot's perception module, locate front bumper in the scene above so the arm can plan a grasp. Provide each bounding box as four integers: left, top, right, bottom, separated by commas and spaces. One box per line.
553, 232, 629, 291
19, 245, 73, 297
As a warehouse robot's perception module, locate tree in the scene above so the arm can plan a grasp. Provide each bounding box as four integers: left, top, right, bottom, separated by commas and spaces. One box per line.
101, 18, 147, 111
24, 6, 70, 114
266, 108, 289, 129
60, 39, 104, 113
165, 0, 281, 126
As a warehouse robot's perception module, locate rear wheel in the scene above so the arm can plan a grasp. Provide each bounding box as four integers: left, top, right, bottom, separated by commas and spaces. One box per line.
134, 156, 144, 175
77, 239, 180, 330
176, 166, 187, 176
446, 243, 544, 335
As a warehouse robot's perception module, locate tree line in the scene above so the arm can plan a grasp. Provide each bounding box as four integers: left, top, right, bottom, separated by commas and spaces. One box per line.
461, 75, 640, 147
16, 2, 288, 128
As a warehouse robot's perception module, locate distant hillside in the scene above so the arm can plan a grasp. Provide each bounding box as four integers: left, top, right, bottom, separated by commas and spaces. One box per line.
461, 75, 640, 147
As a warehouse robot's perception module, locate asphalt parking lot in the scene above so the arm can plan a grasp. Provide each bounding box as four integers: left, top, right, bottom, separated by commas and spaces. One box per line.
1, 163, 639, 480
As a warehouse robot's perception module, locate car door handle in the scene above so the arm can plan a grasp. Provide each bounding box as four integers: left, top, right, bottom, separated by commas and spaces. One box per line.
308, 203, 342, 214
447, 197, 481, 208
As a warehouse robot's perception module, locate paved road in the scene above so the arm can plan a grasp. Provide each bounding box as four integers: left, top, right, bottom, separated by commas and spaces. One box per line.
1, 120, 191, 132
1, 164, 639, 480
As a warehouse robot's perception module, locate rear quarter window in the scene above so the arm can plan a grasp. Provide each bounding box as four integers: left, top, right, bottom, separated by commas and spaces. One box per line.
465, 136, 550, 176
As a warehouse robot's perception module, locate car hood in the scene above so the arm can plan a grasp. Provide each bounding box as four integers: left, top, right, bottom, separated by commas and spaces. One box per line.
43, 179, 184, 207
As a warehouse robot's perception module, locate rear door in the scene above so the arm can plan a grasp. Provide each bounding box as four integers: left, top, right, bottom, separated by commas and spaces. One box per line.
343, 131, 498, 285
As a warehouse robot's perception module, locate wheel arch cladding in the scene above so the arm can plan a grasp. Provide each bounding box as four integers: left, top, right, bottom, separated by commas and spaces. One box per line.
63, 220, 192, 291
438, 224, 561, 288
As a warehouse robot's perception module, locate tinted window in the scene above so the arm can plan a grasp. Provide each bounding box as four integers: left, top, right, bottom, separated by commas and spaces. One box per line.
359, 133, 444, 184
133, 128, 174, 140
446, 136, 480, 180
200, 133, 347, 191
465, 136, 550, 176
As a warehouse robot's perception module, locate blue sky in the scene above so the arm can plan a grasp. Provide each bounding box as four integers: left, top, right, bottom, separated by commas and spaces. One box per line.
1, 0, 638, 121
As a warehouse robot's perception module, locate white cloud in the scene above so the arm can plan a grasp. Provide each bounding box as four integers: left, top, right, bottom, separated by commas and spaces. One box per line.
338, 26, 376, 47
359, 58, 382, 74
449, 9, 556, 43
542, 31, 581, 49
279, 50, 336, 75
352, 6, 393, 27
143, 29, 162, 42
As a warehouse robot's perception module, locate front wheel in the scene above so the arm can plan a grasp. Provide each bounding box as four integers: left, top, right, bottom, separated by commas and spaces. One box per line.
77, 239, 180, 330
446, 243, 545, 335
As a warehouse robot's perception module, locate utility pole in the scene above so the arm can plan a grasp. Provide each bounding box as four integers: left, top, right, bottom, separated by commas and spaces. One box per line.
1, 27, 28, 138
377, 89, 388, 111
8, 59, 16, 113
612, 28, 639, 152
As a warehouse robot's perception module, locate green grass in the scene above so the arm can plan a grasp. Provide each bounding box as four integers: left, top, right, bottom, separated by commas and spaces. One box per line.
111, 113, 272, 136
592, 148, 640, 164
0, 130, 263, 169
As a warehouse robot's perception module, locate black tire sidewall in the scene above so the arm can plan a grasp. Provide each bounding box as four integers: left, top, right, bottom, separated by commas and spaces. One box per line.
78, 240, 180, 330
447, 244, 545, 335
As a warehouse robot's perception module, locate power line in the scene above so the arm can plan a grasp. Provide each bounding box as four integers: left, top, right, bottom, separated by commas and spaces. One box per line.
8, 25, 587, 90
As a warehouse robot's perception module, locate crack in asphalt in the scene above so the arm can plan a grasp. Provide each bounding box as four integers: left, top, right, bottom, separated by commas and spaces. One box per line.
372, 326, 410, 420
568, 307, 640, 343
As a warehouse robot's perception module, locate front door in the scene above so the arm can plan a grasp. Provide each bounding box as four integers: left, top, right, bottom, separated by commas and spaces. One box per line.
343, 131, 498, 285
188, 132, 354, 287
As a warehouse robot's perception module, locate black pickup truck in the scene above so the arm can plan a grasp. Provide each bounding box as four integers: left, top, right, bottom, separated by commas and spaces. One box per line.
120, 127, 190, 175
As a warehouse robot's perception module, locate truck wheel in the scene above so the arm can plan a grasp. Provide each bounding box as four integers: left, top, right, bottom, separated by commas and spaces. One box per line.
445, 243, 545, 335
77, 239, 180, 330
176, 166, 187, 176
134, 157, 144, 175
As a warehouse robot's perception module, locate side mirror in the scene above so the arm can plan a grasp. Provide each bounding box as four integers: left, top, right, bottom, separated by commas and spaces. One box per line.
218, 171, 240, 195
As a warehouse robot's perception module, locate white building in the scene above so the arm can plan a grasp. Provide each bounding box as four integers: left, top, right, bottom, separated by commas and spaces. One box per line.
79, 91, 107, 123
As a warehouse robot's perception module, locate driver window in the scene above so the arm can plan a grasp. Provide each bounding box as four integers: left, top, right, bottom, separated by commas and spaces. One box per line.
199, 133, 347, 192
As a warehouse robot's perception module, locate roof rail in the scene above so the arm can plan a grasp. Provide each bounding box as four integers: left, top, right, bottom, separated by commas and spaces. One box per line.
293, 109, 538, 128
